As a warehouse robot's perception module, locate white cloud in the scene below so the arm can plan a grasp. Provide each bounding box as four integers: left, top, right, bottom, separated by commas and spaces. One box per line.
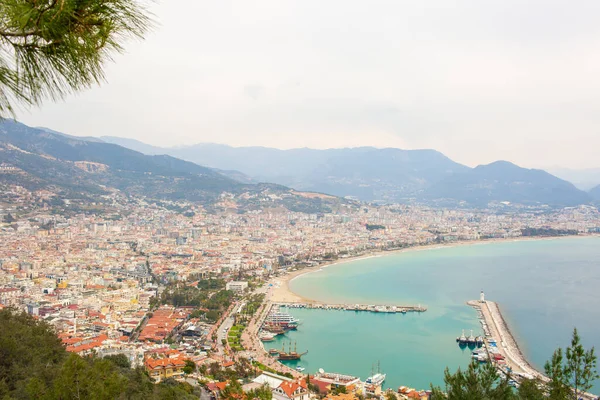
17, 0, 600, 168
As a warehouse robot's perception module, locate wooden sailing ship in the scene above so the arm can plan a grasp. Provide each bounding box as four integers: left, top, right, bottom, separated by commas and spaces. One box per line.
277, 342, 308, 361
263, 322, 286, 335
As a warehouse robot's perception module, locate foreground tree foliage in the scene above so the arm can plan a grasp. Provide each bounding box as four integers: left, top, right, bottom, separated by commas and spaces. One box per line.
0, 308, 201, 399
0, 0, 151, 117
430, 362, 514, 400
544, 328, 599, 400
431, 328, 598, 400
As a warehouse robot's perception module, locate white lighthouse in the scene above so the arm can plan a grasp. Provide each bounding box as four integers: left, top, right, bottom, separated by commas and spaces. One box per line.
480, 290, 485, 303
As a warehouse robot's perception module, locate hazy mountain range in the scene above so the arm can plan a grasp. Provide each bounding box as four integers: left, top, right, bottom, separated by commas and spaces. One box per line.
0, 121, 346, 213
0, 120, 596, 208
546, 167, 600, 191
590, 185, 600, 201
102, 136, 595, 207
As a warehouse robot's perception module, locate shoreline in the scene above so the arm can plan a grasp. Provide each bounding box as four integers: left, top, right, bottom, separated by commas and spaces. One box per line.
269, 234, 591, 304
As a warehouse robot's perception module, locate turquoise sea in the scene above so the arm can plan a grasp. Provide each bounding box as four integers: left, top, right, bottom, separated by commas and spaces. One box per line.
263, 237, 600, 392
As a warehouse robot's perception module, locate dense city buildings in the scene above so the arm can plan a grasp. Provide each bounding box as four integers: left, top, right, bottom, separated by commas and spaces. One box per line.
1, 182, 599, 398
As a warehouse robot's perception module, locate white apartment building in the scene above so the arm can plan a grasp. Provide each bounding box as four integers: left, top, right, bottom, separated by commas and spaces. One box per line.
226, 281, 248, 293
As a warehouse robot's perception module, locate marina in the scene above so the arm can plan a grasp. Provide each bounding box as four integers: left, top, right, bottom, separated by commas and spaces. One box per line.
256, 302, 426, 365
251, 238, 600, 394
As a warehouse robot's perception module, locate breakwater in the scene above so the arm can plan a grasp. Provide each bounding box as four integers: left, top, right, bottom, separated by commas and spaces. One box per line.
467, 300, 542, 379
277, 302, 427, 314
468, 300, 597, 399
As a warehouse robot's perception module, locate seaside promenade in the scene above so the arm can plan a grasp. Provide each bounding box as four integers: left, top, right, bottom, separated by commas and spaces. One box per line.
240, 300, 303, 379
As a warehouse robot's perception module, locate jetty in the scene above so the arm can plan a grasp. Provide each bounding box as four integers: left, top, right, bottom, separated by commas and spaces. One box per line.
276, 302, 427, 314
467, 299, 597, 399
468, 299, 545, 379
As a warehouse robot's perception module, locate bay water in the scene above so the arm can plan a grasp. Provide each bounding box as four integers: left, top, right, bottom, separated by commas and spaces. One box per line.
264, 237, 600, 392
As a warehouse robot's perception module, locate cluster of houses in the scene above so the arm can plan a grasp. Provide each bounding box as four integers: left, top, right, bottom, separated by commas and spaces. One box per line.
202, 369, 432, 400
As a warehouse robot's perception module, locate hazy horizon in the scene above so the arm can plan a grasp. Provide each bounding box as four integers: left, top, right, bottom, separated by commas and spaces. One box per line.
15, 0, 600, 170
37, 129, 596, 172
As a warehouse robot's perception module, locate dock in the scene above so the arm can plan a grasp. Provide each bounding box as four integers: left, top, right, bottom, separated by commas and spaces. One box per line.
468, 300, 545, 380
276, 302, 427, 314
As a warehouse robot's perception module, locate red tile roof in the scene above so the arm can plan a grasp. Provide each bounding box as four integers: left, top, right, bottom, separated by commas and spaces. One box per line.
279, 381, 305, 397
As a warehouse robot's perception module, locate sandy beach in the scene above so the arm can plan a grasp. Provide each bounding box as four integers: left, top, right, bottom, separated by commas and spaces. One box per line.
268, 254, 382, 303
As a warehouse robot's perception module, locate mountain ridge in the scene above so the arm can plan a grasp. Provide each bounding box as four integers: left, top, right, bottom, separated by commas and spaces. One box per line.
423, 160, 591, 207
99, 136, 591, 207
0, 121, 347, 213
590, 184, 600, 201
100, 137, 470, 203
547, 166, 600, 191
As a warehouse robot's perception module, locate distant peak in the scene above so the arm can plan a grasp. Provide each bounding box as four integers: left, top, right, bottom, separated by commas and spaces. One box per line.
475, 160, 520, 169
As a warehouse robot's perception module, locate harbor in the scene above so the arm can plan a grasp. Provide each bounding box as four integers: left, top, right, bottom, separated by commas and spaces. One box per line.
252, 301, 426, 374
255, 302, 427, 360
248, 288, 597, 397
259, 240, 600, 394
254, 303, 434, 397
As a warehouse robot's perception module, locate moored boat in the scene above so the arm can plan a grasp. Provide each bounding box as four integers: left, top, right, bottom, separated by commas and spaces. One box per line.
266, 307, 301, 328
366, 373, 386, 386
263, 322, 286, 335
259, 331, 276, 342
467, 330, 477, 345
366, 361, 386, 386
277, 342, 308, 361
457, 329, 468, 344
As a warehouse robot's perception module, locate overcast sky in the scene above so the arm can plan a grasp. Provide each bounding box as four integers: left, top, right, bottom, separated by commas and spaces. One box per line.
17, 0, 600, 169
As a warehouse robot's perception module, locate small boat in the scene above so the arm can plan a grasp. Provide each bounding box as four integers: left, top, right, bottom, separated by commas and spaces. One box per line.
296, 366, 305, 372
286, 321, 299, 330
467, 330, 477, 345
259, 331, 276, 342
269, 348, 280, 355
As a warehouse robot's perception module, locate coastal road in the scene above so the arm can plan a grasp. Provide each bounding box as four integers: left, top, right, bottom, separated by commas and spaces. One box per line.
216, 307, 236, 355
